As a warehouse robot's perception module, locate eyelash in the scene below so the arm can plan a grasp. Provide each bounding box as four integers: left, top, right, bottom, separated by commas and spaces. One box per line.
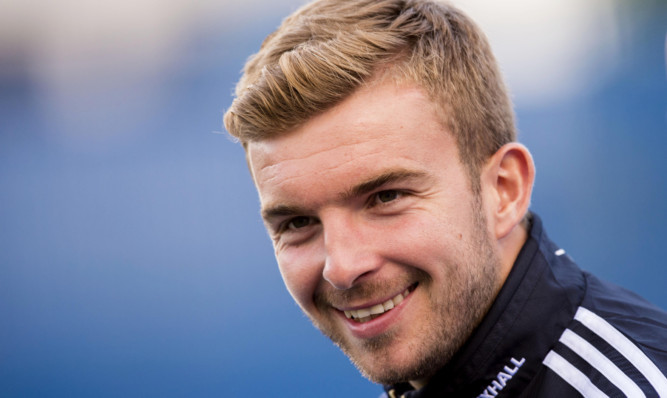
275, 216, 316, 235
287, 216, 314, 230
369, 189, 403, 207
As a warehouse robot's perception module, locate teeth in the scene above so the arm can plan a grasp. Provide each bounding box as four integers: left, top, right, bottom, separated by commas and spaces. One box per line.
356, 308, 371, 318
369, 304, 385, 315
343, 287, 412, 322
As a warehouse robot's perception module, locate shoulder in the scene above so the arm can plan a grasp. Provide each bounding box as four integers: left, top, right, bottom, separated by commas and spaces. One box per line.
526, 215, 667, 396
583, 272, 667, 327
537, 273, 667, 397
579, 272, 667, 371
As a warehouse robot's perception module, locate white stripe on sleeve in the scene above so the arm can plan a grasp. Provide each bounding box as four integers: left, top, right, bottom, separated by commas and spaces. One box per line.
575, 307, 667, 395
560, 329, 645, 397
543, 351, 608, 398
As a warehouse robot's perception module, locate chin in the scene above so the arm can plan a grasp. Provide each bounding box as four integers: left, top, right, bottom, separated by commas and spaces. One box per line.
329, 329, 455, 386
350, 347, 445, 386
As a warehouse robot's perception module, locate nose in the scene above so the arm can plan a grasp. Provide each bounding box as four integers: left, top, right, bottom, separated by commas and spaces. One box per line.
321, 212, 383, 290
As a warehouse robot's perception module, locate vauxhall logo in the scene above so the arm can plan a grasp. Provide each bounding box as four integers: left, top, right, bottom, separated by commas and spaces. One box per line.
477, 357, 526, 398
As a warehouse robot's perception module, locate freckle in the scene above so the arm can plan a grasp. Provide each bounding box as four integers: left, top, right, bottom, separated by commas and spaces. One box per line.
458, 233, 463, 240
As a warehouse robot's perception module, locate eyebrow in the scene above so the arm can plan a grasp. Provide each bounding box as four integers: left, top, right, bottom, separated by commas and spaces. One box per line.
261, 204, 307, 222
340, 169, 429, 201
260, 168, 428, 222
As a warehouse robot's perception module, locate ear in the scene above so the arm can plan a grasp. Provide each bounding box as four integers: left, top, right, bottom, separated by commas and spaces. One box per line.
481, 143, 535, 240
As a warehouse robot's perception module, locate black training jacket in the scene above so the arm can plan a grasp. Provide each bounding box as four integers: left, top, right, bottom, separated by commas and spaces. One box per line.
383, 213, 667, 398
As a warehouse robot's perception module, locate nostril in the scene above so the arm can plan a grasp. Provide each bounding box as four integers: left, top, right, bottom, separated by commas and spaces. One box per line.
323, 257, 379, 290
352, 269, 377, 284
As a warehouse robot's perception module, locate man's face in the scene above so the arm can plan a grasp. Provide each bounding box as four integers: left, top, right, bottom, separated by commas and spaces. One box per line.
247, 81, 502, 384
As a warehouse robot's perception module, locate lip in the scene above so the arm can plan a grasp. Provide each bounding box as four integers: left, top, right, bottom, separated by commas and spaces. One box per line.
336, 284, 416, 339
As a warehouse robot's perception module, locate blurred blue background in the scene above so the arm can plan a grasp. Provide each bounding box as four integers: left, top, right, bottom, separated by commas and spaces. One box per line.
1, 0, 665, 396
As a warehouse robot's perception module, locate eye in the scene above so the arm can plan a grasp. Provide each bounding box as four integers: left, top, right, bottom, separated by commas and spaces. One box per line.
272, 216, 319, 246
286, 216, 314, 230
375, 190, 400, 204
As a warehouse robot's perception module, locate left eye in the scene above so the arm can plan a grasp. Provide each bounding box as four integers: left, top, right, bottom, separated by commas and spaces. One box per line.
375, 190, 399, 204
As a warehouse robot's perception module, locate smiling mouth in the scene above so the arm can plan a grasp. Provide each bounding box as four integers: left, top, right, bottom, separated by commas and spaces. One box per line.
343, 283, 417, 323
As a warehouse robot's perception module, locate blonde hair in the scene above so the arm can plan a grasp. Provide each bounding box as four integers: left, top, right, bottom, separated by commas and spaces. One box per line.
223, 0, 516, 180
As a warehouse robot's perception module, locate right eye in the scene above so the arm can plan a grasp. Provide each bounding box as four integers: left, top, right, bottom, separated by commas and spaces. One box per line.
286, 216, 314, 230
274, 216, 320, 246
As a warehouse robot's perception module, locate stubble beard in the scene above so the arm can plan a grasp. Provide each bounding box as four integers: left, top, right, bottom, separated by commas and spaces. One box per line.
308, 196, 502, 386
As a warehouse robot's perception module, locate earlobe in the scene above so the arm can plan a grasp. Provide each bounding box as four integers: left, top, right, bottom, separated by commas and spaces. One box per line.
484, 143, 535, 240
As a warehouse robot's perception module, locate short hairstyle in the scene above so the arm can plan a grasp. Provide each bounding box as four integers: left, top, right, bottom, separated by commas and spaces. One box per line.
224, 0, 516, 181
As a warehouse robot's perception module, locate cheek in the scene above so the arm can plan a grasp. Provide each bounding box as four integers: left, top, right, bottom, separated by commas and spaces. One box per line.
275, 244, 324, 310
378, 213, 465, 269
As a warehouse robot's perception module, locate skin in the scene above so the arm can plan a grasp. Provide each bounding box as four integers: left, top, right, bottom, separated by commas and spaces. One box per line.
247, 79, 535, 388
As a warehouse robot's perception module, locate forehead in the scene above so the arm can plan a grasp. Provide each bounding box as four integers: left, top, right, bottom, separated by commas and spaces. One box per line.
246, 81, 458, 204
